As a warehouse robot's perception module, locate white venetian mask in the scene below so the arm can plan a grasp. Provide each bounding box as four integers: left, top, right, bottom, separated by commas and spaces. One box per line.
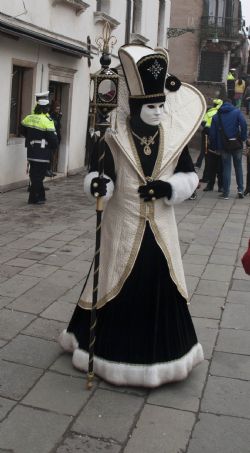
140, 102, 165, 126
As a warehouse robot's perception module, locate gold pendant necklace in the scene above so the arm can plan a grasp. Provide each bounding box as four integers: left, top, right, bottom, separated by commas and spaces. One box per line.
131, 129, 159, 156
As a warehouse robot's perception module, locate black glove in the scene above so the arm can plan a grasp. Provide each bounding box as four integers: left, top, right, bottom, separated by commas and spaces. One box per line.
138, 180, 172, 202
90, 176, 110, 198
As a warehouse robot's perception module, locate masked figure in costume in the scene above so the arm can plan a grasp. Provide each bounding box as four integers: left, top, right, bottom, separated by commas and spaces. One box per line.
59, 45, 206, 388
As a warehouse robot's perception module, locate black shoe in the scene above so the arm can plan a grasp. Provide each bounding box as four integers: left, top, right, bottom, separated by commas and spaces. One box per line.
219, 193, 229, 200
44, 187, 50, 191
203, 185, 213, 192
238, 192, 244, 199
45, 170, 53, 177
189, 192, 197, 200
199, 178, 209, 183
244, 188, 250, 196
51, 172, 57, 177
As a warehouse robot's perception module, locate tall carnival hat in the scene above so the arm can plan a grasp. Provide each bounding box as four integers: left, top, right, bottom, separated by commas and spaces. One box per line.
118, 45, 169, 114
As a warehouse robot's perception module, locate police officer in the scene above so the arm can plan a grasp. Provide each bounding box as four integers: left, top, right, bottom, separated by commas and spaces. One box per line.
21, 95, 58, 204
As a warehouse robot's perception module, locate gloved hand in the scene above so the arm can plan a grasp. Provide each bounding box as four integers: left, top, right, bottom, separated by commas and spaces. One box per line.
138, 180, 172, 202
90, 176, 110, 198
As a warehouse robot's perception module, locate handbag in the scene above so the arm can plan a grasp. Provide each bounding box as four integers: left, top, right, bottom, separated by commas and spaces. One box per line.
217, 113, 242, 153
241, 239, 250, 275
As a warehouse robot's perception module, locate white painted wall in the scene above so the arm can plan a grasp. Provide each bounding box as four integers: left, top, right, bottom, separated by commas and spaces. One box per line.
0, 0, 171, 189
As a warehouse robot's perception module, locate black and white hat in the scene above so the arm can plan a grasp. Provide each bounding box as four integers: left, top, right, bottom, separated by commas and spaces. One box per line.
35, 91, 49, 106
119, 45, 169, 104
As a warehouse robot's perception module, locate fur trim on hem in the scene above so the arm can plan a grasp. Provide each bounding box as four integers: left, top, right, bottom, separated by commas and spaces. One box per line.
58, 330, 204, 388
163, 172, 199, 205
58, 329, 79, 352
83, 171, 114, 202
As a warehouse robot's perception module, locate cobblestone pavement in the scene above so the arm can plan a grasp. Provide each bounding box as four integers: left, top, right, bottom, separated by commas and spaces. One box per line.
0, 157, 250, 453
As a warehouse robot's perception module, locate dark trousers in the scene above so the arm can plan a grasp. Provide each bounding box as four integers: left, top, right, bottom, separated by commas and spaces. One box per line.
195, 129, 207, 168
28, 161, 47, 203
206, 151, 223, 189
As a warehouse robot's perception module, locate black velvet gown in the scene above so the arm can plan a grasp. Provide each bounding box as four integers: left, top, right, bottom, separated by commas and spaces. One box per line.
62, 117, 203, 386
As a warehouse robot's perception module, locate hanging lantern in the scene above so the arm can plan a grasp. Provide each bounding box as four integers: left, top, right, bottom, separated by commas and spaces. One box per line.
89, 22, 119, 132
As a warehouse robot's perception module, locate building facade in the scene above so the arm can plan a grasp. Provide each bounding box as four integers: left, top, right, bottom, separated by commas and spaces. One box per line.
168, 0, 247, 100
0, 0, 171, 191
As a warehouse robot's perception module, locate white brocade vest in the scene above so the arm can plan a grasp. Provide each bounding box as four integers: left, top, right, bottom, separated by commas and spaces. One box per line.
79, 83, 206, 310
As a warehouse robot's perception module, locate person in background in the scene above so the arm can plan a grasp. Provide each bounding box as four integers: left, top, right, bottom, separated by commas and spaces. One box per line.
195, 98, 223, 172
234, 77, 245, 109
226, 69, 236, 104
243, 83, 250, 116
49, 100, 62, 174
21, 98, 58, 204
209, 98, 247, 200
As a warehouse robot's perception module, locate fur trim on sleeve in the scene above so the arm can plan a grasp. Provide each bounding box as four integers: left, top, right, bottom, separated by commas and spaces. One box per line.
163, 172, 199, 205
83, 171, 115, 202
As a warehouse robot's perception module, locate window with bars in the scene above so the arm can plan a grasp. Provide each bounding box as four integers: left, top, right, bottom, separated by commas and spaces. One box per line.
9, 65, 33, 137
198, 51, 224, 82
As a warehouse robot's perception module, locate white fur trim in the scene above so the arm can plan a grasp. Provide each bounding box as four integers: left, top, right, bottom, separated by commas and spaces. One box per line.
59, 331, 203, 388
83, 171, 114, 202
163, 172, 199, 205
58, 329, 79, 352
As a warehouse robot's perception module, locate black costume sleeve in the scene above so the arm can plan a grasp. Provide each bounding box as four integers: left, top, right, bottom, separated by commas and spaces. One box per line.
89, 140, 116, 182
174, 145, 195, 173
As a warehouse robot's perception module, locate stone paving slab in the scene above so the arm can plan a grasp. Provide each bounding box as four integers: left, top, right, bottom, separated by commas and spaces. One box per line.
0, 405, 71, 453
72, 389, 144, 443
0, 360, 43, 400
22, 371, 93, 415
124, 405, 195, 453
187, 413, 250, 453
50, 354, 85, 378
8, 280, 69, 314
56, 433, 121, 453
40, 300, 75, 322
20, 263, 58, 278
226, 289, 249, 304
215, 328, 250, 355
0, 274, 40, 298
189, 294, 225, 319
195, 279, 230, 297
201, 375, 250, 418
221, 302, 250, 330
0, 296, 13, 309
210, 351, 250, 380
23, 317, 66, 342
0, 309, 35, 341
0, 334, 61, 369
147, 360, 209, 412
0, 397, 16, 422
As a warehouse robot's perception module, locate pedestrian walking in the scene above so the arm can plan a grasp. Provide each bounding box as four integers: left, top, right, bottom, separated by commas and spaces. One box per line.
226, 69, 236, 104
243, 84, 250, 116
21, 96, 58, 204
234, 77, 245, 109
195, 98, 222, 172
209, 98, 247, 199
59, 44, 205, 388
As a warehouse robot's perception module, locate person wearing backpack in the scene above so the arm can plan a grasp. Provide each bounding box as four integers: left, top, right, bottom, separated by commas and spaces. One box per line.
209, 99, 247, 199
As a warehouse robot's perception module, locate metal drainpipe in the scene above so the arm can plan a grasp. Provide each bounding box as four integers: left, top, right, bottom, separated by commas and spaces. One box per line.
125, 0, 132, 44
